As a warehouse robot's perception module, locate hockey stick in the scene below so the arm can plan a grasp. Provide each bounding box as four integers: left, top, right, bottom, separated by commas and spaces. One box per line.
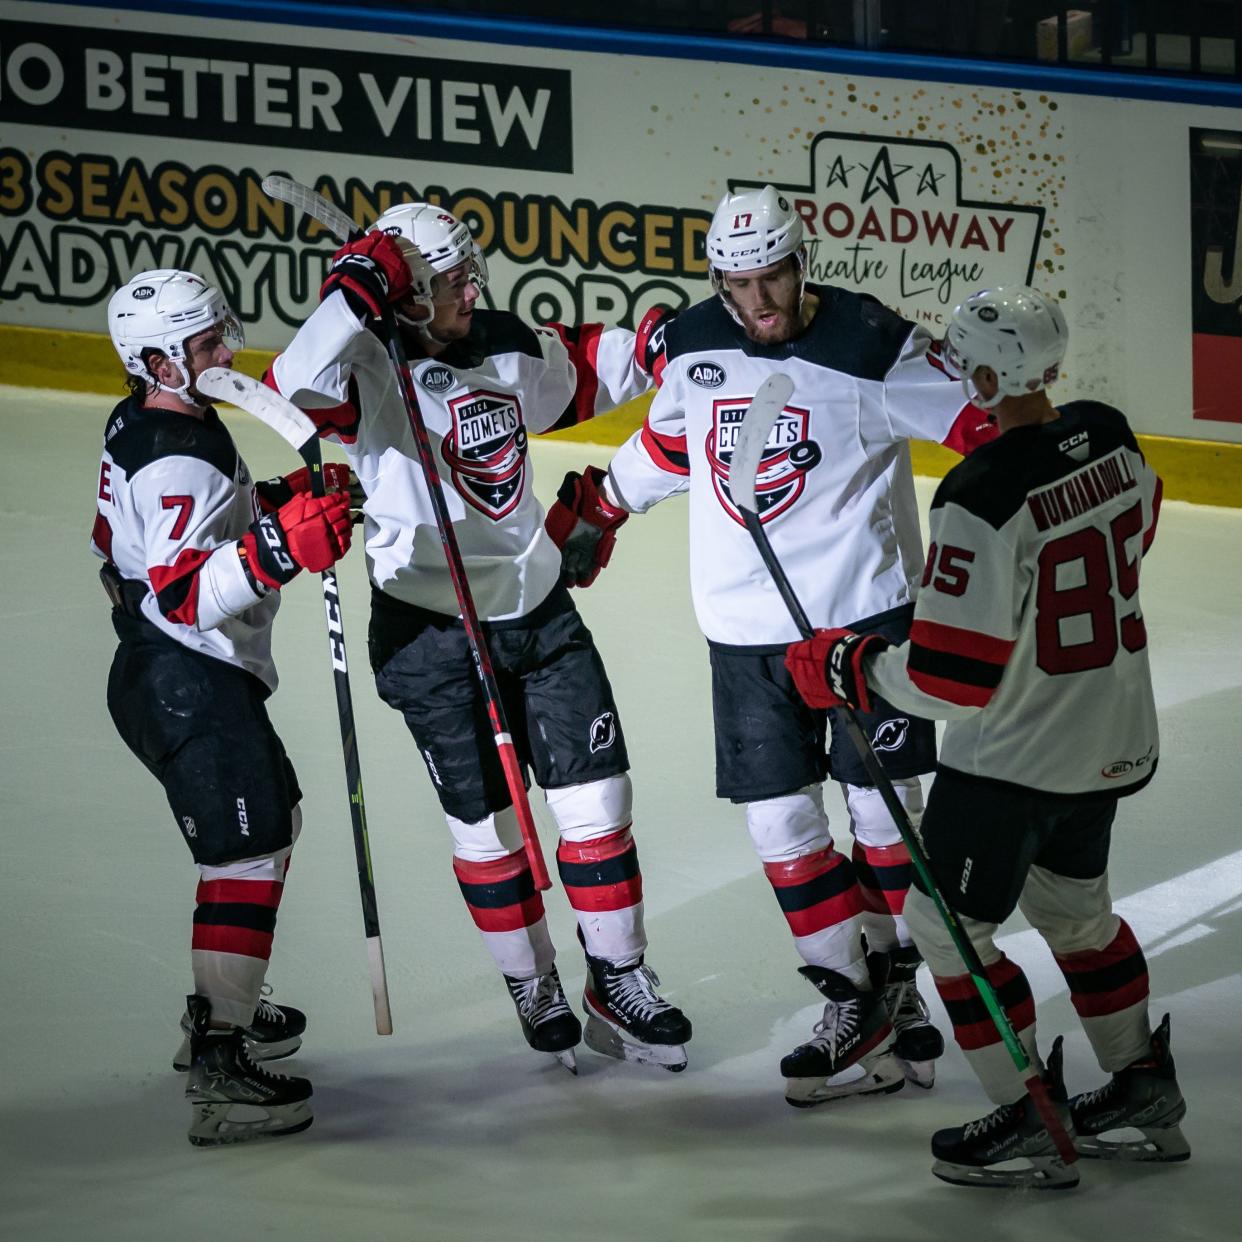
198, 367, 394, 1036
261, 175, 553, 892
733, 373, 1077, 1165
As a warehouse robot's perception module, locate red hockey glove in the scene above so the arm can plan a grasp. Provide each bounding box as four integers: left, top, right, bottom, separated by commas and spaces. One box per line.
785, 628, 889, 712
320, 233, 413, 326
544, 466, 629, 588
634, 305, 676, 379
255, 462, 356, 512
241, 492, 353, 589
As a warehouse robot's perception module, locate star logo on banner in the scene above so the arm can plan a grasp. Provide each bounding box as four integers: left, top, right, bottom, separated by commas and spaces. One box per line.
860, 147, 913, 205
917, 163, 946, 195
824, 155, 855, 189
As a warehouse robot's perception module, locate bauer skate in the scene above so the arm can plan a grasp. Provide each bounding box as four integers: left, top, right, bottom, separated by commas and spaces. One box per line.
931, 1036, 1078, 1190
582, 952, 691, 1072
173, 985, 306, 1072
1068, 1012, 1190, 1162
504, 967, 582, 1074
183, 994, 313, 1147
870, 945, 944, 1089
781, 966, 904, 1108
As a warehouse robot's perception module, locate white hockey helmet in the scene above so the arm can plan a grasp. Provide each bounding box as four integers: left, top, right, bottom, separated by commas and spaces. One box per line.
707, 186, 806, 322
372, 202, 488, 300
108, 269, 243, 404
942, 286, 1069, 409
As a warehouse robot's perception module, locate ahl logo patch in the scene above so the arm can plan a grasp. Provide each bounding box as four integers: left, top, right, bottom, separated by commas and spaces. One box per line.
420, 365, 455, 393
589, 711, 617, 753
688, 362, 726, 389
871, 717, 910, 752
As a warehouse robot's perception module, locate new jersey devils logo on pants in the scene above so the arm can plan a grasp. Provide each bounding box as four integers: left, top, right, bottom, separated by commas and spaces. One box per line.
442, 390, 528, 519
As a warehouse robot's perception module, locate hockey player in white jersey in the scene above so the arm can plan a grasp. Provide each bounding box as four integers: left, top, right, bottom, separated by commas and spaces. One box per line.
92, 270, 355, 1144
565, 185, 996, 1104
270, 205, 691, 1072
786, 286, 1187, 1187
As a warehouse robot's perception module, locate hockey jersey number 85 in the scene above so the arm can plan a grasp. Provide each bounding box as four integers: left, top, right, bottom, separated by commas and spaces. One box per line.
868, 401, 1162, 798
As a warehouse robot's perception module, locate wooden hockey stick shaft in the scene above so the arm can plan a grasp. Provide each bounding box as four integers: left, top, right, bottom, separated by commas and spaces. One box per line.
260, 177, 552, 891
197, 368, 393, 1035
733, 374, 1077, 1164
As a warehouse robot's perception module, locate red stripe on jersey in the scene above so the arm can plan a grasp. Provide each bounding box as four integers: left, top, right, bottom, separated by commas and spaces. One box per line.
467, 894, 547, 933
148, 548, 213, 626
195, 878, 284, 909
191, 924, 275, 960
640, 420, 690, 475
572, 322, 604, 426
1143, 476, 1163, 554
264, 365, 361, 444
910, 619, 1015, 665
907, 666, 995, 708
940, 403, 999, 457
91, 511, 114, 560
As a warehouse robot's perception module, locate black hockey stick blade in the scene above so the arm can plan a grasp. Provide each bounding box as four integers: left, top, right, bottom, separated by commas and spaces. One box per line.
730, 372, 795, 515
262, 174, 359, 243
197, 368, 318, 456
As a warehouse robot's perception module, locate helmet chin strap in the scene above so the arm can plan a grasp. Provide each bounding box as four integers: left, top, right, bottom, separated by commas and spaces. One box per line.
962, 373, 1005, 410
150, 358, 209, 411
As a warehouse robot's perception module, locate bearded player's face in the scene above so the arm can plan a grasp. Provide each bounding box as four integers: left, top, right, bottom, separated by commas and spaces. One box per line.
724, 258, 802, 345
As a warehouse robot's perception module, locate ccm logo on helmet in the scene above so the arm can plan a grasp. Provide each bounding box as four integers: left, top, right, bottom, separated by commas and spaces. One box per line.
131, 286, 155, 300
420, 365, 454, 393
688, 362, 726, 389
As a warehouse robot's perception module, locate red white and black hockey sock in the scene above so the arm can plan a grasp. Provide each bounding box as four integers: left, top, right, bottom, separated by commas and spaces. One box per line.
844, 780, 922, 950
763, 847, 869, 983
453, 848, 555, 979
1054, 917, 1152, 1072
852, 840, 914, 952
557, 825, 645, 964
192, 853, 288, 1028
934, 952, 1038, 1105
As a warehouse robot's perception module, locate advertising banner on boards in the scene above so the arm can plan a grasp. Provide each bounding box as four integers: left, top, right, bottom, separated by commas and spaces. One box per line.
0, 1, 1237, 442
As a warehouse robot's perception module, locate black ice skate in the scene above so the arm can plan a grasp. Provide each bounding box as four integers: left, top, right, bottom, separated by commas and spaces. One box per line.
504, 967, 582, 1074
183, 994, 313, 1147
582, 952, 691, 1072
780, 966, 905, 1108
931, 1036, 1078, 1190
869, 945, 945, 1089
173, 987, 306, 1072
1068, 1012, 1190, 1162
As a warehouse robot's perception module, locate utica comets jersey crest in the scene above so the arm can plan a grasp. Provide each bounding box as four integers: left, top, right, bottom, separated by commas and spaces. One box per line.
442, 390, 528, 519
706, 395, 821, 525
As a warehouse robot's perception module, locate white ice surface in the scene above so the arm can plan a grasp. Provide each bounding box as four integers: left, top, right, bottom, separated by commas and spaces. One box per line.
1, 385, 1239, 1240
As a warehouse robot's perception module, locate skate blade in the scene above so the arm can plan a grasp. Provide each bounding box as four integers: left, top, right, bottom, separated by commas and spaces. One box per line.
187, 1099, 314, 1147
552, 1047, 579, 1075
785, 1052, 906, 1108
932, 1154, 1080, 1190
1075, 1123, 1191, 1162
898, 1056, 937, 1090
583, 1014, 687, 1072
173, 1034, 302, 1072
